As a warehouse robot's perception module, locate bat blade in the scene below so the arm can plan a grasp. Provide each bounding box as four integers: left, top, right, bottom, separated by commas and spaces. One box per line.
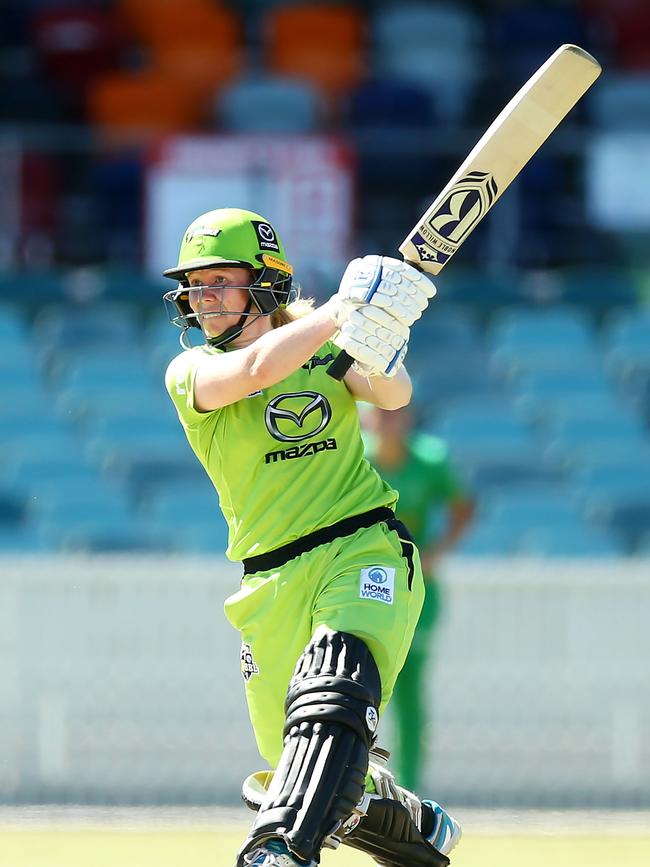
399, 44, 601, 274
327, 44, 601, 381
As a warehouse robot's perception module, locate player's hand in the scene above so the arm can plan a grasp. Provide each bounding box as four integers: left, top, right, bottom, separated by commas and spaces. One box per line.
332, 255, 436, 328
334, 304, 409, 379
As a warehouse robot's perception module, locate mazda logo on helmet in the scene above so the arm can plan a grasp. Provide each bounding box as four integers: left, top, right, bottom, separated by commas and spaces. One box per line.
265, 391, 332, 442
258, 223, 275, 242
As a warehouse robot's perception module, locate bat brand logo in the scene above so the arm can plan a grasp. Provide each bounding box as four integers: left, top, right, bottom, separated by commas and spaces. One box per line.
416, 171, 498, 265
265, 391, 332, 442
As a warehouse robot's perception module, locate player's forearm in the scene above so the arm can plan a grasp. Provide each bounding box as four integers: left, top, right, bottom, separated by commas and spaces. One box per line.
344, 365, 412, 409
249, 301, 338, 388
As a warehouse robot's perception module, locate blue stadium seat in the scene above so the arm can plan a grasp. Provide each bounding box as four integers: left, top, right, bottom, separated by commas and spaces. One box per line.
144, 483, 228, 553
576, 470, 650, 515
484, 489, 588, 531
411, 349, 498, 398
86, 415, 181, 444
0, 417, 73, 448
346, 77, 435, 130
375, 44, 478, 123
519, 526, 622, 557
444, 428, 537, 461
32, 303, 139, 352
31, 491, 135, 530
606, 344, 650, 380
372, 3, 481, 50
513, 370, 615, 402
408, 306, 479, 350
4, 455, 106, 490
589, 74, 650, 131
454, 520, 519, 556
0, 527, 53, 552
57, 350, 157, 390
514, 390, 627, 425
547, 440, 650, 469
488, 3, 589, 83
546, 415, 646, 444
218, 76, 320, 133
590, 499, 650, 552
604, 307, 650, 350
2, 435, 87, 480
39, 519, 171, 553
0, 486, 28, 528
489, 307, 595, 351
56, 387, 173, 427
490, 344, 602, 379
0, 302, 30, 343
172, 519, 230, 554
466, 457, 563, 494
439, 272, 524, 308
557, 267, 638, 310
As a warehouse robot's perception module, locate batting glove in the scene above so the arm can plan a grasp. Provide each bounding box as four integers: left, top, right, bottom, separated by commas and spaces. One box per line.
332, 255, 436, 328
334, 304, 409, 378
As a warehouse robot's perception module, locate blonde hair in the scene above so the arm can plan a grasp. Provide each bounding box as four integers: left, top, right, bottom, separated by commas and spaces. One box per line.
270, 297, 316, 328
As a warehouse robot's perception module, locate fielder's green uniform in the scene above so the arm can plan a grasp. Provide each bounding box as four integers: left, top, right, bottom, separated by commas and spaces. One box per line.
365, 432, 467, 791
166, 341, 425, 767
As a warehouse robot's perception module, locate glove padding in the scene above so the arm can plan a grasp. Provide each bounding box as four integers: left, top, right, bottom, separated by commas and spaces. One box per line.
334, 304, 409, 379
334, 255, 436, 328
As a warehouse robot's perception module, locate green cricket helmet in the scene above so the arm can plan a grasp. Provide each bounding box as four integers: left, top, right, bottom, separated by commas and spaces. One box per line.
162, 207, 295, 347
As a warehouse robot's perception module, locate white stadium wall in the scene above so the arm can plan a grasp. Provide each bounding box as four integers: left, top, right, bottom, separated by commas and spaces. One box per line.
1, 556, 648, 807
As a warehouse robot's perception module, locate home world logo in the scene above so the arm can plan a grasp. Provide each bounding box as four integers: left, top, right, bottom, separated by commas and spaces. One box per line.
360, 566, 395, 605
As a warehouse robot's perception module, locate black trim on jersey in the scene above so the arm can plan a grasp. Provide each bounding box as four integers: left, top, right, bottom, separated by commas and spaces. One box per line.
242, 507, 415, 575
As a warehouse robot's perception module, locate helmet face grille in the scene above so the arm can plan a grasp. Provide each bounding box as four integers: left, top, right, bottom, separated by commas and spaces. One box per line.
162, 267, 294, 348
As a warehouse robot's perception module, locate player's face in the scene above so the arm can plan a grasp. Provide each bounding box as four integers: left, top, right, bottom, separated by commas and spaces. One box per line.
186, 267, 253, 339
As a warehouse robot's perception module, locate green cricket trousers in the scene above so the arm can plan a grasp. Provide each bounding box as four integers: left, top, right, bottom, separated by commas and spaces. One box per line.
224, 509, 425, 767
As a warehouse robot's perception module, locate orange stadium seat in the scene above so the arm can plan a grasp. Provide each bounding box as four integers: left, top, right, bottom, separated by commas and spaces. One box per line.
87, 71, 203, 140
265, 4, 366, 105
155, 41, 242, 100
117, 0, 239, 50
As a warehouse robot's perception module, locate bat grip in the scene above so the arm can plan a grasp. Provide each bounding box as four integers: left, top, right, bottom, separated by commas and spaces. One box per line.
327, 349, 354, 380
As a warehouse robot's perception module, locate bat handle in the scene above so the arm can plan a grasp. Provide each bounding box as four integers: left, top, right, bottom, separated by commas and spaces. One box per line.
327, 349, 354, 380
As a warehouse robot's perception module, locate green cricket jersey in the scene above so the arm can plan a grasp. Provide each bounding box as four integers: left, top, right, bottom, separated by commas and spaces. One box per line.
165, 340, 397, 561
365, 432, 465, 549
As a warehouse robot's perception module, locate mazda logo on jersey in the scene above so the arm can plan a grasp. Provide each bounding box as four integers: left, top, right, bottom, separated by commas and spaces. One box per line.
265, 391, 332, 442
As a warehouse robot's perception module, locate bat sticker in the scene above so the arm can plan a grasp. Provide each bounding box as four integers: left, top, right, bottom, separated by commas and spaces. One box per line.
415, 172, 499, 264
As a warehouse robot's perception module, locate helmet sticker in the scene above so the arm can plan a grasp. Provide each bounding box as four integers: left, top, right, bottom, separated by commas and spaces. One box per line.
262, 253, 293, 274
252, 221, 280, 252
184, 226, 222, 242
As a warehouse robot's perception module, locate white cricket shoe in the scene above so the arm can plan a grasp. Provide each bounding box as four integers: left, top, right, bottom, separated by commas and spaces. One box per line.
244, 840, 316, 867
422, 800, 463, 856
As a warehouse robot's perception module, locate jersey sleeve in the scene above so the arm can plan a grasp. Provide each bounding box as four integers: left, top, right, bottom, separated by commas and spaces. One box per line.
165, 349, 217, 429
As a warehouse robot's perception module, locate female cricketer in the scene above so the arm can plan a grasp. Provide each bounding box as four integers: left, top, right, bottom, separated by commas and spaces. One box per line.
163, 207, 461, 867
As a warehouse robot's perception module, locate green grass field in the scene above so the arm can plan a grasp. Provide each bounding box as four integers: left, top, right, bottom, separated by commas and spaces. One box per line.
2, 827, 650, 867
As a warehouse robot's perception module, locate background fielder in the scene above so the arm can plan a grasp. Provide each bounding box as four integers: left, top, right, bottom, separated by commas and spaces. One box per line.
364, 406, 475, 793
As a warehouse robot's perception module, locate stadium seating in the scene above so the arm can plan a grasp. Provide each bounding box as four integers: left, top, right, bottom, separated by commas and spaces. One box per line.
371, 3, 481, 122
217, 77, 321, 133
0, 1, 648, 558
264, 4, 366, 109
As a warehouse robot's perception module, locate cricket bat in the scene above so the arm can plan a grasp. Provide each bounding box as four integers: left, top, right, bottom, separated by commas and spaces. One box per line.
327, 43, 601, 380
